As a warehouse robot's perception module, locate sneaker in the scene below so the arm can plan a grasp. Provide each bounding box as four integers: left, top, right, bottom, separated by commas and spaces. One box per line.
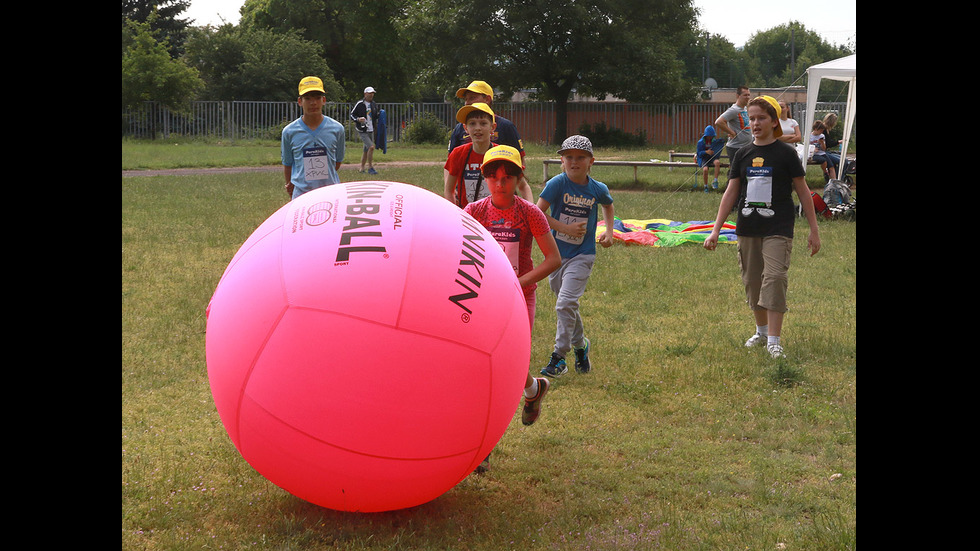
474, 454, 490, 474
767, 343, 786, 359
574, 338, 591, 373
712, 179, 719, 190
744, 333, 767, 347
521, 378, 550, 426
540, 353, 567, 378
367, 167, 378, 175
704, 185, 710, 193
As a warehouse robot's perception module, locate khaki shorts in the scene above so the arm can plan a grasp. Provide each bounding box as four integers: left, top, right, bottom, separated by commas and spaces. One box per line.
737, 235, 792, 313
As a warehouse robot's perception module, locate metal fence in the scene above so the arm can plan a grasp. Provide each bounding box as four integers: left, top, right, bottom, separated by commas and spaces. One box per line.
122, 100, 851, 146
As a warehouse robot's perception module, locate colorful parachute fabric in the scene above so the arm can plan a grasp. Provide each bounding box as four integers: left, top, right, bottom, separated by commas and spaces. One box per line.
597, 218, 737, 247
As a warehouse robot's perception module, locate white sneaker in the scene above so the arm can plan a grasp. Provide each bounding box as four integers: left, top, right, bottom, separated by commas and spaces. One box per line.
767, 343, 786, 358
745, 333, 767, 347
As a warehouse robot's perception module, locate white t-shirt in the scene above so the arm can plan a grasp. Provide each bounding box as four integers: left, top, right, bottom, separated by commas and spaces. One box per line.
779, 118, 799, 139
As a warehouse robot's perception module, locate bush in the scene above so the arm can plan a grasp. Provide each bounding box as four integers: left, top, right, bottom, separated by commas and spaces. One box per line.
578, 121, 647, 148
403, 112, 450, 145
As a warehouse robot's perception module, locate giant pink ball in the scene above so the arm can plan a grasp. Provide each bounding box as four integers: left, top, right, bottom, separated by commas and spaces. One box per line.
205, 181, 530, 512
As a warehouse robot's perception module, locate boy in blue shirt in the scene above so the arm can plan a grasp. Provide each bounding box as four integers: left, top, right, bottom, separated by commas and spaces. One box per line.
536, 135, 615, 377
696, 125, 726, 192
281, 76, 346, 199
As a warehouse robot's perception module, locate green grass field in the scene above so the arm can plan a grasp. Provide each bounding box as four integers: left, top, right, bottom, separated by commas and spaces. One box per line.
122, 140, 855, 550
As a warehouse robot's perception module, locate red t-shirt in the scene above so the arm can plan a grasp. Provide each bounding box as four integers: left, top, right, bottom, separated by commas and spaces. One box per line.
445, 143, 495, 207
464, 196, 551, 293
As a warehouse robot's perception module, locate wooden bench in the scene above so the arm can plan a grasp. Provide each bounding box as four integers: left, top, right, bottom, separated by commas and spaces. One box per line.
541, 159, 728, 184
668, 150, 826, 166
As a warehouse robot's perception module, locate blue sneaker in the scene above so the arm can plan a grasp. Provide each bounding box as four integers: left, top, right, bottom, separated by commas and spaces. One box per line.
574, 338, 591, 373
540, 353, 567, 378
367, 167, 378, 175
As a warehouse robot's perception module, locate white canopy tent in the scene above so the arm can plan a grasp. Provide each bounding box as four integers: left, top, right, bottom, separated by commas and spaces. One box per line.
801, 54, 856, 170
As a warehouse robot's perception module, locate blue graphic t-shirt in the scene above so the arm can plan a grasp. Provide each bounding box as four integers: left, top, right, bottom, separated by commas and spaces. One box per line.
539, 172, 614, 258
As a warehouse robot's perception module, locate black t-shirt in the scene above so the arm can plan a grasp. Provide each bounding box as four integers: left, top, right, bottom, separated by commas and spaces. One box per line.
730, 140, 807, 238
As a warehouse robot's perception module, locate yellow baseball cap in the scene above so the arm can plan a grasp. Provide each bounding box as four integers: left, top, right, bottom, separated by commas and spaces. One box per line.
456, 102, 495, 124
298, 76, 325, 96
757, 95, 783, 138
455, 80, 494, 100
482, 145, 524, 170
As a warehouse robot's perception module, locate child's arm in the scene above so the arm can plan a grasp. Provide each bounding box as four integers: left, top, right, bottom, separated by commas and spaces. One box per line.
703, 179, 741, 251
597, 203, 615, 248
520, 231, 561, 290
443, 168, 456, 203
536, 197, 586, 239
792, 176, 821, 256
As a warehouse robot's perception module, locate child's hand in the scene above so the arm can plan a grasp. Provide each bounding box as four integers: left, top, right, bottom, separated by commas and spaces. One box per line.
808, 232, 821, 256
703, 232, 718, 251
564, 220, 587, 239
598, 230, 614, 248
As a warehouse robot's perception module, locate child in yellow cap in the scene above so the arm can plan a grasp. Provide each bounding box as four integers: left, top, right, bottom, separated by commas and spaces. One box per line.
463, 145, 561, 473
703, 96, 821, 359
444, 103, 497, 207
281, 76, 346, 199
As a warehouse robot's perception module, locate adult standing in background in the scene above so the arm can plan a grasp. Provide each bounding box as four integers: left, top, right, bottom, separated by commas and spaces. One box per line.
714, 86, 752, 173
350, 86, 380, 174
449, 80, 532, 201
281, 76, 346, 200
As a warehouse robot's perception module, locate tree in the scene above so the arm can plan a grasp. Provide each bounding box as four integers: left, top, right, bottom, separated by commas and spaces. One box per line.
741, 21, 852, 88
184, 24, 343, 101
122, 16, 203, 110
401, 0, 701, 143
122, 0, 193, 58
239, 0, 422, 101
676, 32, 749, 91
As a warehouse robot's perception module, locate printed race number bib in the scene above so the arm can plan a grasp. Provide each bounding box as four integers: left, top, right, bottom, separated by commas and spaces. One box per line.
303, 146, 332, 182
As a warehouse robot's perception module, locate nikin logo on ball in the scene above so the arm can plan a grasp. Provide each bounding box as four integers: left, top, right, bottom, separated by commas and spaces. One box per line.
448, 213, 487, 317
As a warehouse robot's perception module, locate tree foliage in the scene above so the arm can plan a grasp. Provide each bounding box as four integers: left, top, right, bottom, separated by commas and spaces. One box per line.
239, 0, 422, 101
184, 24, 343, 101
741, 21, 852, 88
122, 0, 193, 58
123, 0, 857, 139
676, 33, 746, 90
400, 0, 701, 141
122, 15, 203, 110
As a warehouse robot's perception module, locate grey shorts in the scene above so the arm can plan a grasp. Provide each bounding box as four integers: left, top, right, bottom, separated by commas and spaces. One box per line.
358, 131, 375, 150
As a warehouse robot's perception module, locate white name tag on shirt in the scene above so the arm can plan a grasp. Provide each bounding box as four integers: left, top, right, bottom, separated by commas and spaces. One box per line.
303, 146, 331, 182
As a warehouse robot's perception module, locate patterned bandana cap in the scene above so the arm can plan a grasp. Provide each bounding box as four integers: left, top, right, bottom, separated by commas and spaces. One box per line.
557, 135, 593, 155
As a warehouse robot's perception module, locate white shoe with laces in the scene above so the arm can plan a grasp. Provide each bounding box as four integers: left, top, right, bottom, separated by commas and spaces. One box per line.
745, 333, 767, 347
767, 343, 786, 359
